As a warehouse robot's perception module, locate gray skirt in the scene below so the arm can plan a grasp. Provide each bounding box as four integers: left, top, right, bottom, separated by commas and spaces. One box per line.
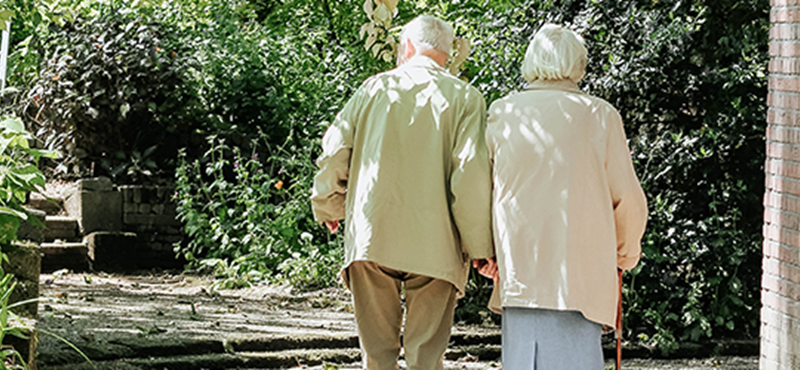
502, 307, 604, 370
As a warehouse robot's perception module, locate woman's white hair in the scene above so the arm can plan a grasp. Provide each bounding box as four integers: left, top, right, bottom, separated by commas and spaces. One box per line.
399, 15, 454, 54
521, 24, 588, 83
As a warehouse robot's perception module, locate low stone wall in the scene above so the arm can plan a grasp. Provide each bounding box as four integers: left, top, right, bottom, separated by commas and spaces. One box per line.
4, 243, 41, 318
65, 177, 122, 234
119, 185, 185, 269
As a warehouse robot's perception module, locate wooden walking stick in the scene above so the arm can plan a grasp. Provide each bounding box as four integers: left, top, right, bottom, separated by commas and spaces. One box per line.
616, 269, 623, 370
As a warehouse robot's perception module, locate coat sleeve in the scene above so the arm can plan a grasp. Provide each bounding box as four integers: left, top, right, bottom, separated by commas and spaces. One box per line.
450, 87, 494, 260
606, 108, 648, 271
310, 84, 365, 223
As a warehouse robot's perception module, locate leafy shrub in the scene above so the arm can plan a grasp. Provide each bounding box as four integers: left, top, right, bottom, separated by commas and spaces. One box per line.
25, 8, 188, 182
174, 133, 342, 291
172, 0, 377, 290
174, 135, 282, 282
0, 115, 56, 368
578, 0, 766, 350
0, 116, 54, 241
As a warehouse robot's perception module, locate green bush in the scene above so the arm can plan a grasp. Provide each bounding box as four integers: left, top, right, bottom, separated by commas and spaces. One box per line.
0, 116, 54, 240
0, 115, 55, 367
174, 133, 343, 291
24, 8, 189, 182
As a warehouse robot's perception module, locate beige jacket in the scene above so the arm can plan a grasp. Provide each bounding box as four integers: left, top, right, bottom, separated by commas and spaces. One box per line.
485, 79, 648, 327
311, 56, 494, 294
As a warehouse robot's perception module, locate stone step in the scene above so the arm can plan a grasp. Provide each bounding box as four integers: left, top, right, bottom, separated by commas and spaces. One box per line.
40, 242, 90, 272
38, 347, 495, 370
44, 216, 80, 242
27, 195, 64, 215
17, 207, 47, 243
40, 349, 363, 370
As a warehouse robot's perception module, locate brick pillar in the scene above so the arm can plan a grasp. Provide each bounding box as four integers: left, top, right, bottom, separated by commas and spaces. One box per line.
763, 3, 800, 369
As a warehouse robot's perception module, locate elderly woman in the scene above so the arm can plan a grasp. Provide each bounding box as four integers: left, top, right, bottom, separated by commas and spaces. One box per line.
483, 24, 648, 369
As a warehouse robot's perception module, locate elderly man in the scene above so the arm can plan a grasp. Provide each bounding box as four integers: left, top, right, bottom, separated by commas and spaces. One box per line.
311, 15, 494, 370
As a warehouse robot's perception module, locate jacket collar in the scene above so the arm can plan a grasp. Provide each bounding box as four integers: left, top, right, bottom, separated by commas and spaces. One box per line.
524, 79, 583, 94
401, 55, 446, 72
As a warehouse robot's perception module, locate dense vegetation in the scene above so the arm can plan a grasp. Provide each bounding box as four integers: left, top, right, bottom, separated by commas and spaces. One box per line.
0, 0, 767, 353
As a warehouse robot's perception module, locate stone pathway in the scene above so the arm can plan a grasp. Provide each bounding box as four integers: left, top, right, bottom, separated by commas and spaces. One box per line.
34, 272, 758, 370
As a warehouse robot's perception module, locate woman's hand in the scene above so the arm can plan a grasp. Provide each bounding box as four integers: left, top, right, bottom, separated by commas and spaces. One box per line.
325, 220, 339, 233
472, 257, 499, 284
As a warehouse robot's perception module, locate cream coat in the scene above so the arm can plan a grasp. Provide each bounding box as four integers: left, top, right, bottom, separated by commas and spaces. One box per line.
485, 79, 648, 327
311, 56, 494, 294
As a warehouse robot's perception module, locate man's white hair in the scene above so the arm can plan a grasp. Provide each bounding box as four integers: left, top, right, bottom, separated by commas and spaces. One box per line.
521, 24, 588, 83
399, 15, 454, 54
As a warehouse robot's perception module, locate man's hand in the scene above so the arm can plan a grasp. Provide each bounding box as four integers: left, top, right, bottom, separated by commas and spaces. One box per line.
325, 220, 340, 233
472, 257, 498, 284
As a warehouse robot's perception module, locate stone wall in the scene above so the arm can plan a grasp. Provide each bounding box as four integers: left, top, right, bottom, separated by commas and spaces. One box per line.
763, 2, 800, 369
119, 185, 185, 269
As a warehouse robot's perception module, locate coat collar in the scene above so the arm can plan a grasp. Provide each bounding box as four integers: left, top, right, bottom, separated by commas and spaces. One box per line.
524, 79, 584, 94
401, 55, 446, 72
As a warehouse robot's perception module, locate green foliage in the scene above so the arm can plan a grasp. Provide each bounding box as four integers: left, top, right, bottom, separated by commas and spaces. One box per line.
580, 0, 766, 351
0, 273, 27, 369
174, 135, 281, 283
0, 116, 56, 368
174, 134, 343, 291
0, 116, 55, 243
25, 8, 187, 181
169, 0, 374, 291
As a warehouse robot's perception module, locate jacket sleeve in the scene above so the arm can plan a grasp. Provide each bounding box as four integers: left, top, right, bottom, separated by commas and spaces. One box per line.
606, 108, 648, 271
310, 85, 364, 223
450, 87, 494, 259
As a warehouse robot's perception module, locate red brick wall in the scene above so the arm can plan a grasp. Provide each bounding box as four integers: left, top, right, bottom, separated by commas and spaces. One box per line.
763, 2, 800, 369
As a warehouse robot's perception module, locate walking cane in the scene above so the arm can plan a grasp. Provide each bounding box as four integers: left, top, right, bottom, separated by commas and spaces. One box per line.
616, 269, 623, 370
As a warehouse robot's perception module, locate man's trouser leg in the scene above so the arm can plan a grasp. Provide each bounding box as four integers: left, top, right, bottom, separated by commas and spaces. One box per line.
348, 261, 403, 370
402, 272, 458, 370
348, 261, 458, 370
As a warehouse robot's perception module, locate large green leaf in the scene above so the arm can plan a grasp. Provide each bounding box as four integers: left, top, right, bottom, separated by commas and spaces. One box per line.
0, 213, 20, 245
0, 134, 11, 157
0, 117, 25, 134
22, 147, 58, 161
10, 165, 46, 188
0, 206, 26, 221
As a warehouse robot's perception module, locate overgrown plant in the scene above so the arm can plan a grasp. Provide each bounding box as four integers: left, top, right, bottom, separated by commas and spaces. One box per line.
0, 116, 53, 242
174, 134, 342, 291
0, 116, 51, 368
24, 9, 187, 181
360, 0, 399, 62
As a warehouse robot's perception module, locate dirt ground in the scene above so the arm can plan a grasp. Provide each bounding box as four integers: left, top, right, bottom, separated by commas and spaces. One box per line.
33, 271, 758, 370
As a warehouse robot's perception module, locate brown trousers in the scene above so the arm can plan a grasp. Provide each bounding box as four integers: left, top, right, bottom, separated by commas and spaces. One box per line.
347, 261, 458, 370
